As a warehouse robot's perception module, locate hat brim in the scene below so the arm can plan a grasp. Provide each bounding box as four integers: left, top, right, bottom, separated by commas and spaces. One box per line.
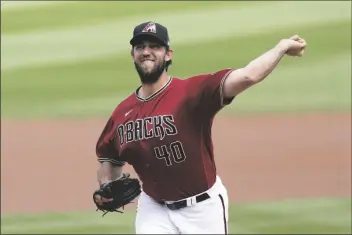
129, 33, 168, 47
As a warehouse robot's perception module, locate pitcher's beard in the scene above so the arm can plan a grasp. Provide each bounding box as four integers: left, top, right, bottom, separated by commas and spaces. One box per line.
134, 61, 166, 85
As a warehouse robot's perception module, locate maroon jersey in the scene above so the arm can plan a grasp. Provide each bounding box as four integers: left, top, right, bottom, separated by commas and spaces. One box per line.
96, 68, 235, 201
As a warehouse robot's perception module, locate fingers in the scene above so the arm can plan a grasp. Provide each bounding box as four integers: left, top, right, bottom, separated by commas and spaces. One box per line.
94, 195, 113, 205
290, 35, 305, 45
290, 35, 300, 40
289, 35, 307, 47
290, 35, 304, 43
298, 38, 307, 47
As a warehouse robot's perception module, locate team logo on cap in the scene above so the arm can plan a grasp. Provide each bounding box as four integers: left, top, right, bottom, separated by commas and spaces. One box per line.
142, 22, 156, 33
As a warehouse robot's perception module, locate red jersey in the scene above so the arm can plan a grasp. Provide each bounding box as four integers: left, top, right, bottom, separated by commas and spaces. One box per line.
96, 68, 235, 201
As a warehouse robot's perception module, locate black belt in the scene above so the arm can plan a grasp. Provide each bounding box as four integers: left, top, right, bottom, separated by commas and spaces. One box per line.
161, 193, 210, 210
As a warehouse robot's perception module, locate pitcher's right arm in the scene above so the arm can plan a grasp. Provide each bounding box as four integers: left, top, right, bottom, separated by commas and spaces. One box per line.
96, 116, 125, 185
97, 162, 123, 185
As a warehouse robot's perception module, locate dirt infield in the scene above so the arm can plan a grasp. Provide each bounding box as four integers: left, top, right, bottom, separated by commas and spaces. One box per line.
1, 113, 351, 214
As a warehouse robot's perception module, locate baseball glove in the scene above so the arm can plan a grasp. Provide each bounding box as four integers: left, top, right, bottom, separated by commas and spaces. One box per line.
93, 173, 141, 216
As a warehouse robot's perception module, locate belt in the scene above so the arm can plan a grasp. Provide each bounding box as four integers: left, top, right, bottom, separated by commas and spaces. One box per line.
162, 192, 210, 210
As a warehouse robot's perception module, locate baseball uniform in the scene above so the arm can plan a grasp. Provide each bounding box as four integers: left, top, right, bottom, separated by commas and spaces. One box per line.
96, 21, 235, 234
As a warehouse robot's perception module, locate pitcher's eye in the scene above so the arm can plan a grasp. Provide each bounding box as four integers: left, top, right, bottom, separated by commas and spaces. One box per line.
135, 45, 144, 50
149, 44, 161, 50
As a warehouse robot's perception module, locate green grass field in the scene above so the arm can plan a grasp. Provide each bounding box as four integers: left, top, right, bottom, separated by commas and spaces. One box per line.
1, 1, 351, 118
2, 198, 351, 234
1, 1, 351, 234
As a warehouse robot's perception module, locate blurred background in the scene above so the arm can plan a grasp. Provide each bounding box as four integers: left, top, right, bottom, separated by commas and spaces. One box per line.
1, 1, 351, 234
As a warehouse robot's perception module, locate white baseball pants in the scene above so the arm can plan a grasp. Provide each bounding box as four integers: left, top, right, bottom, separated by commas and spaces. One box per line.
135, 176, 229, 234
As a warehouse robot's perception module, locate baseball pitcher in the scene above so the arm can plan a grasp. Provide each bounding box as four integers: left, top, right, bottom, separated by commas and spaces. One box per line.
92, 21, 307, 234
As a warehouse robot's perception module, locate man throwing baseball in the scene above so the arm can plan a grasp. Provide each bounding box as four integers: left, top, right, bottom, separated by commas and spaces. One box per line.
93, 21, 307, 234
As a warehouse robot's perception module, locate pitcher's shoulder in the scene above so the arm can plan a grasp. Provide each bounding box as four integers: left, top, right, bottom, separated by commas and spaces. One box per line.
182, 68, 234, 79
173, 72, 216, 83
110, 93, 137, 118
170, 75, 205, 86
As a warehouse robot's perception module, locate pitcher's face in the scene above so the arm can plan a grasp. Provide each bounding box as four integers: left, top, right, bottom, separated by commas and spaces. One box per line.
132, 39, 172, 84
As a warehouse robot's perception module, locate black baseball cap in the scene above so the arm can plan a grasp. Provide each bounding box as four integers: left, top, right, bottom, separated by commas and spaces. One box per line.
129, 21, 170, 48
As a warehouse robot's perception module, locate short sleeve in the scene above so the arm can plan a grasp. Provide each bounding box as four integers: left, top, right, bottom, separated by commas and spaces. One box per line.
96, 116, 125, 166
186, 68, 236, 116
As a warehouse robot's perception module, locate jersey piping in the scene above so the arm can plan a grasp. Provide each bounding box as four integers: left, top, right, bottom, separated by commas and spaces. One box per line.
219, 69, 236, 107
135, 77, 173, 102
98, 157, 125, 166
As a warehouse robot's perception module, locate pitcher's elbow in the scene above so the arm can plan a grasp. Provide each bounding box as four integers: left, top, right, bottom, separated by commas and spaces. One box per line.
244, 75, 257, 86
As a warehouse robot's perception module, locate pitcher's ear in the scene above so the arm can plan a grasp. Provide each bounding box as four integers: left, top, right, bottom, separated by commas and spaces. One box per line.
166, 49, 174, 62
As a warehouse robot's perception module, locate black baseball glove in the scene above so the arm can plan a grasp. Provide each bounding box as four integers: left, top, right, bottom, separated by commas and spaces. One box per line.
93, 173, 141, 216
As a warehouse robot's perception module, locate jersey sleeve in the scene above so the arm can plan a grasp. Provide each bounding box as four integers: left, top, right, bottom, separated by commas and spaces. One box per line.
96, 116, 125, 166
186, 68, 236, 116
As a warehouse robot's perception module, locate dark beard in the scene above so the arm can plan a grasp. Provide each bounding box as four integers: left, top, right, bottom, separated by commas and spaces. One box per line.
134, 61, 166, 85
